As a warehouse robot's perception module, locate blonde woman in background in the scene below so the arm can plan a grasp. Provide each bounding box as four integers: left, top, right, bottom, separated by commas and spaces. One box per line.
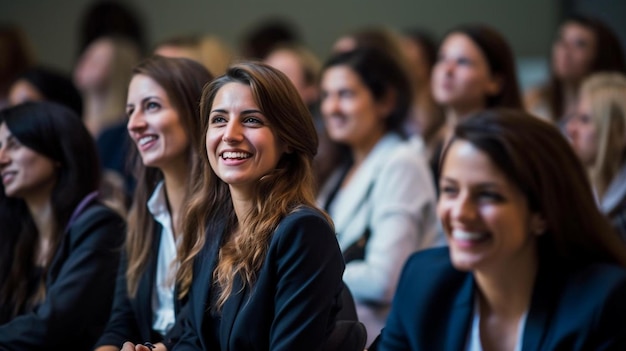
154, 34, 234, 77
566, 72, 626, 240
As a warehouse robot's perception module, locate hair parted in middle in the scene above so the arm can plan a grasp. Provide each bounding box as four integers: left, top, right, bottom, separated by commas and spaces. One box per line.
125, 55, 213, 297
440, 108, 626, 267
177, 61, 329, 308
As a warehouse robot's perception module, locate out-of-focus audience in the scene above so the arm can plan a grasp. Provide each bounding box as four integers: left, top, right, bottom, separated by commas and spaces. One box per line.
73, 35, 141, 137
8, 66, 83, 117
400, 28, 446, 161
154, 34, 234, 77
0, 24, 35, 110
264, 43, 345, 190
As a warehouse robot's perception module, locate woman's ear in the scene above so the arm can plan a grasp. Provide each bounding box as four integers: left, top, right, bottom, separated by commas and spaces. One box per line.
530, 213, 547, 236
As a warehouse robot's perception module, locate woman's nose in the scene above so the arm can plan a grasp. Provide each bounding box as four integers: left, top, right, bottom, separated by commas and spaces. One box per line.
127, 111, 147, 133
222, 120, 243, 143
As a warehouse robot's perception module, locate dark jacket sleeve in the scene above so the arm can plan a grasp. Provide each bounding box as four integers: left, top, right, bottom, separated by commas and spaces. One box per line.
267, 211, 345, 351
93, 253, 143, 348
0, 205, 125, 351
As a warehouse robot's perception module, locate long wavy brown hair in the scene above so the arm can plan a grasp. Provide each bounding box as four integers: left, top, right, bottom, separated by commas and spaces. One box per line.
177, 62, 330, 309
125, 56, 213, 297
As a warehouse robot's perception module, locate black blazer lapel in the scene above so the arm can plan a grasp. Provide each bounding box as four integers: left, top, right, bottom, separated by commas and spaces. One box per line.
191, 219, 226, 341
444, 274, 474, 351
522, 262, 563, 351
219, 274, 247, 351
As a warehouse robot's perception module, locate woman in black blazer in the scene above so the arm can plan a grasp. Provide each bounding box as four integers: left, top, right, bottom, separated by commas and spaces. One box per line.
0, 101, 125, 350
124, 62, 345, 351
375, 109, 626, 351
94, 56, 213, 351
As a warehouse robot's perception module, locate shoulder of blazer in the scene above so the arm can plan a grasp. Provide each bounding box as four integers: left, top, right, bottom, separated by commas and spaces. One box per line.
273, 207, 331, 236
399, 247, 469, 296
269, 207, 337, 253
66, 203, 125, 247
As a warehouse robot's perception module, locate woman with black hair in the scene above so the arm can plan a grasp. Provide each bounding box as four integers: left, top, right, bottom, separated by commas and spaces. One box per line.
0, 101, 125, 350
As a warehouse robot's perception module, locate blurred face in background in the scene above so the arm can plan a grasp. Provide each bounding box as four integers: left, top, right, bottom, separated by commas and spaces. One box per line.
566, 94, 598, 166
432, 33, 500, 115
8, 79, 43, 105
73, 37, 115, 92
264, 49, 317, 105
320, 65, 388, 153
402, 36, 431, 87
552, 22, 596, 82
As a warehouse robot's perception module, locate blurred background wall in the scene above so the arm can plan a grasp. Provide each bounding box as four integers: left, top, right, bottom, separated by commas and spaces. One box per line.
1, 0, 624, 91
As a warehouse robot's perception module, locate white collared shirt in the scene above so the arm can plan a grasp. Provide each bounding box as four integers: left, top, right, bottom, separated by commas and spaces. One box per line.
466, 297, 528, 351
147, 181, 181, 336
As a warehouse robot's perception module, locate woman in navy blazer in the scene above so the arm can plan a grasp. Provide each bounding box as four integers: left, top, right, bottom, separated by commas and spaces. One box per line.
375, 109, 626, 351
123, 62, 345, 351
0, 101, 125, 350
94, 56, 213, 351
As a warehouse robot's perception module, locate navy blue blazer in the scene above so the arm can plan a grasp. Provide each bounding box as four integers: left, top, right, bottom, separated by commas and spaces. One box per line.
173, 207, 345, 351
95, 221, 187, 350
376, 247, 626, 351
0, 202, 125, 351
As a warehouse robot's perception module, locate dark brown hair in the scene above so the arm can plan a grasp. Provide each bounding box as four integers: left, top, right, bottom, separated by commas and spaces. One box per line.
546, 14, 626, 122
445, 24, 523, 110
441, 108, 626, 267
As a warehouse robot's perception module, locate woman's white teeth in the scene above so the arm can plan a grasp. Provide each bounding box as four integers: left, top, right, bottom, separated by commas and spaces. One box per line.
222, 151, 251, 159
452, 229, 488, 241
139, 135, 157, 146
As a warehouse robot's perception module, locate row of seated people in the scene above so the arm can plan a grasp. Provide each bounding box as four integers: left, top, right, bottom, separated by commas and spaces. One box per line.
1, 15, 626, 351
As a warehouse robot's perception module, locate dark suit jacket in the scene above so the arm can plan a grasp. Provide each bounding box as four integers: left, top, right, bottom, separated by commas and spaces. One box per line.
173, 207, 345, 351
0, 202, 125, 351
94, 221, 187, 350
376, 247, 626, 351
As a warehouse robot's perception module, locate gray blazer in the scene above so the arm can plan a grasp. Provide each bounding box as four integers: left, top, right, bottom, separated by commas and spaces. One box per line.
317, 133, 443, 345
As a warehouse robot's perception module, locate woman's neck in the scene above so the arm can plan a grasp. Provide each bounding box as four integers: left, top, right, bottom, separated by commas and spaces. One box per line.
162, 160, 190, 236
561, 81, 581, 118
474, 250, 538, 319
26, 194, 56, 266
445, 104, 483, 125
350, 128, 385, 167
230, 190, 253, 231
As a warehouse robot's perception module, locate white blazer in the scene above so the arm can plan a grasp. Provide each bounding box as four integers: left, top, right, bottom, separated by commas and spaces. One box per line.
317, 133, 443, 344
